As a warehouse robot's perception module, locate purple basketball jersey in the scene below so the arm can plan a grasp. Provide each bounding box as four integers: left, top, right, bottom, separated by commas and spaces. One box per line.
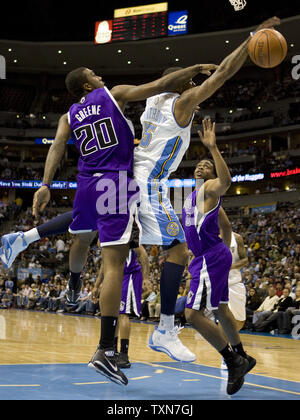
68, 87, 135, 176
124, 250, 141, 275
182, 190, 222, 257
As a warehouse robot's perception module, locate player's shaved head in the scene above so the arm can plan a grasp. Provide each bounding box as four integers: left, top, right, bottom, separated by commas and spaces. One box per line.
65, 67, 88, 99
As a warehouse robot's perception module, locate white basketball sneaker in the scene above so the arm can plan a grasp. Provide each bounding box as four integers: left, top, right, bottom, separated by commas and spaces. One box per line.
148, 326, 196, 363
0, 232, 28, 269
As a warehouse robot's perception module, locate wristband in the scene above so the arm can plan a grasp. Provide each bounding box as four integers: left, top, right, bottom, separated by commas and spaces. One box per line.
42, 183, 51, 189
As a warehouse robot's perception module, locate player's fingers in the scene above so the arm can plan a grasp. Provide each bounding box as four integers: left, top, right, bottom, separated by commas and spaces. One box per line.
197, 130, 203, 141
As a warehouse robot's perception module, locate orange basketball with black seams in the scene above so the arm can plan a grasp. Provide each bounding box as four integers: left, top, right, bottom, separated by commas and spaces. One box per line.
248, 28, 288, 68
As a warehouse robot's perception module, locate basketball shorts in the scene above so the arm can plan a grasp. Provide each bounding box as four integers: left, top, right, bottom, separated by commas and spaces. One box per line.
228, 282, 247, 322
119, 269, 143, 317
69, 172, 140, 247
185, 243, 232, 311
135, 175, 185, 247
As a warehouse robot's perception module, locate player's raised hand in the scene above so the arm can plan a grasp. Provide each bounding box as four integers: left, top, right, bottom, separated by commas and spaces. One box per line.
256, 16, 280, 31
197, 118, 216, 149
200, 64, 219, 76
32, 186, 51, 219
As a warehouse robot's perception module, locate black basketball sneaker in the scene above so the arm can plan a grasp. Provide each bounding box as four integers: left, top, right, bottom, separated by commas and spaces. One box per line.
65, 277, 82, 308
226, 353, 249, 395
115, 352, 131, 369
88, 347, 128, 386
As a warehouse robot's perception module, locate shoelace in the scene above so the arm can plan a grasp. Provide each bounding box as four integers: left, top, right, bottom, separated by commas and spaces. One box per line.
168, 326, 184, 342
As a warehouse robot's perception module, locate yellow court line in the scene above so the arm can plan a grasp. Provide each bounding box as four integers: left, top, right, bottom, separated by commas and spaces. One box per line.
133, 361, 300, 397
183, 379, 201, 382
73, 381, 109, 385
130, 376, 152, 381
0, 384, 40, 387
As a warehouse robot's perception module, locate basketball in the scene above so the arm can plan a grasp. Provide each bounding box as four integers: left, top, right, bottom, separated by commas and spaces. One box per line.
248, 28, 288, 68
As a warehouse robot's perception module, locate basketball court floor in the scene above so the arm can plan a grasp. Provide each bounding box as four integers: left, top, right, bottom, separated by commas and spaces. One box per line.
0, 309, 299, 400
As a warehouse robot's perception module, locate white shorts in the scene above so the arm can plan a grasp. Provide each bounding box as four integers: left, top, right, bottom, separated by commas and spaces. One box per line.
135, 176, 185, 247
228, 282, 246, 322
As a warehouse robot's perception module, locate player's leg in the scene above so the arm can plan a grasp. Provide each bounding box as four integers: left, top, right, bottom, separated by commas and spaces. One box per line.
88, 172, 139, 385
0, 211, 73, 269
185, 307, 247, 395
88, 244, 129, 385
115, 314, 131, 368
219, 283, 247, 369
66, 231, 97, 306
185, 247, 253, 395
116, 269, 143, 369
148, 243, 196, 362
138, 182, 195, 362
158, 242, 189, 330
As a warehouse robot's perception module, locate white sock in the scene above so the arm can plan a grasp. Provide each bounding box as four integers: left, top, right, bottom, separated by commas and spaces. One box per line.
158, 314, 175, 331
23, 228, 41, 245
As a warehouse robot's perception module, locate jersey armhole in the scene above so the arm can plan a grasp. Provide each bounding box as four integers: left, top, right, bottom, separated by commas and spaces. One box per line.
172, 97, 194, 129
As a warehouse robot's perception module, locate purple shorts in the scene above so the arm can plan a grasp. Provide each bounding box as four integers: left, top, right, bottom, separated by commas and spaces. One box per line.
119, 269, 143, 316
69, 172, 140, 247
186, 243, 232, 311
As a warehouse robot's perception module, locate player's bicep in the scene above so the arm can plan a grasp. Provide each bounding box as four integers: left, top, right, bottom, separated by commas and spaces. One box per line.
206, 177, 230, 197
111, 83, 156, 106
53, 114, 71, 147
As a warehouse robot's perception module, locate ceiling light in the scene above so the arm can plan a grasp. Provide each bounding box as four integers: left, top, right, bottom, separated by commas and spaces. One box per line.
63, 61, 67, 65
165, 46, 170, 50
175, 58, 179, 62
127, 61, 132, 64
58, 50, 62, 54
14, 59, 18, 63
118, 49, 122, 53
8, 48, 12, 52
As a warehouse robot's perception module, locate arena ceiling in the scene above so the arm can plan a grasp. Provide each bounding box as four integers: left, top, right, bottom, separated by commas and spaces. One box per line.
0, 1, 300, 75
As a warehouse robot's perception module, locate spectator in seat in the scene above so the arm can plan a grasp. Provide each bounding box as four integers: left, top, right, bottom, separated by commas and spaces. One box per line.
253, 288, 294, 332
252, 286, 279, 324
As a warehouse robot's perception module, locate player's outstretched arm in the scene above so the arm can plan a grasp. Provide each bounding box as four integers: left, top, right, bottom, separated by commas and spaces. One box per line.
231, 234, 249, 270
110, 64, 216, 110
32, 113, 70, 218
198, 118, 231, 197
174, 16, 280, 126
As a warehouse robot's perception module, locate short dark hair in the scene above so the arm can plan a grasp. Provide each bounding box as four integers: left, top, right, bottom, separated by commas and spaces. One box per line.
162, 67, 183, 77
65, 67, 88, 98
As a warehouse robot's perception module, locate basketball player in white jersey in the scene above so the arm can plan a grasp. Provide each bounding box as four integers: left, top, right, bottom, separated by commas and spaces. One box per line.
134, 15, 280, 363
220, 231, 249, 369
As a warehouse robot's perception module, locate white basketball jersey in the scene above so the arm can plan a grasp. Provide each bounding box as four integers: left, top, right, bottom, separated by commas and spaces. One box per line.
229, 233, 242, 286
134, 92, 193, 181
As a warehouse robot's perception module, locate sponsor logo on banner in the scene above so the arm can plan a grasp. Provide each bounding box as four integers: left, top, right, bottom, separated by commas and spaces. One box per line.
168, 11, 188, 36
35, 138, 74, 145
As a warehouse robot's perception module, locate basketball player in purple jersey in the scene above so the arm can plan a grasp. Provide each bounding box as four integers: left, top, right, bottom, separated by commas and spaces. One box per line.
182, 119, 255, 395
10, 65, 205, 386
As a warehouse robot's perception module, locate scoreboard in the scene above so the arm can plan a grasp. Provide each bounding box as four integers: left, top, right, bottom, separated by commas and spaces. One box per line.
94, 5, 188, 44
112, 12, 168, 42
